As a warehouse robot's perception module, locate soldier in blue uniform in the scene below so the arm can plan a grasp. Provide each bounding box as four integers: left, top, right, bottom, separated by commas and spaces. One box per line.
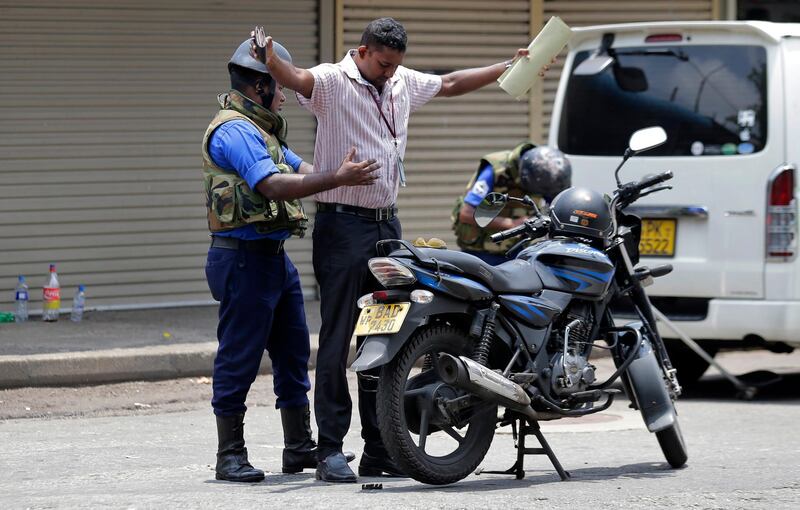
202, 40, 379, 482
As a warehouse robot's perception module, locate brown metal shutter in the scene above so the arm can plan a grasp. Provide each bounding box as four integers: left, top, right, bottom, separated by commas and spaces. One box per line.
537, 0, 719, 140
0, 1, 319, 309
340, 0, 532, 246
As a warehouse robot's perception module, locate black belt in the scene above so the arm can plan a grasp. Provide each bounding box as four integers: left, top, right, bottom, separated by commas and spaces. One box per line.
210, 236, 284, 255
316, 202, 397, 221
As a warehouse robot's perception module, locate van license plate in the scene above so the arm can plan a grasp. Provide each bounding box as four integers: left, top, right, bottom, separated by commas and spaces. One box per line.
639, 218, 676, 257
354, 303, 411, 336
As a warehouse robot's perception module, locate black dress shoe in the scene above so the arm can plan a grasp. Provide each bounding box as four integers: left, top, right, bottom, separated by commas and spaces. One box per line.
315, 452, 357, 483
280, 404, 356, 473
283, 449, 356, 473
358, 451, 406, 477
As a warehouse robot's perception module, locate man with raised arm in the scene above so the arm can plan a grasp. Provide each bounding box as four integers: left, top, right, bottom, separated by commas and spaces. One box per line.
254, 18, 537, 483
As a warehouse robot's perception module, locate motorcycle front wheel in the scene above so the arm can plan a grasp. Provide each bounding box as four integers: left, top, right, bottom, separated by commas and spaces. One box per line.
376, 324, 497, 485
656, 420, 688, 468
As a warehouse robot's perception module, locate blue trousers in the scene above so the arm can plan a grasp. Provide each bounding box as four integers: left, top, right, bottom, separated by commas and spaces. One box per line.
205, 246, 311, 416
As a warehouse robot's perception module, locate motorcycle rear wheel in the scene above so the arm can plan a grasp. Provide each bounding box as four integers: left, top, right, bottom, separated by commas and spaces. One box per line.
376, 325, 497, 485
656, 420, 688, 468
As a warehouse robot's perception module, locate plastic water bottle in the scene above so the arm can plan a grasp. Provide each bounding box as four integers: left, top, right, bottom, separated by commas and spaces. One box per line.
15, 275, 29, 323
70, 285, 86, 323
42, 264, 61, 322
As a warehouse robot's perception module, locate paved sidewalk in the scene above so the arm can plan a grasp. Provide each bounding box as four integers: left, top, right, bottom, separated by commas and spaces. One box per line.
0, 303, 328, 389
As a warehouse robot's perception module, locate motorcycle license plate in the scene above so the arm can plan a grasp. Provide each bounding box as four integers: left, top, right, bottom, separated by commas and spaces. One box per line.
354, 303, 410, 336
639, 218, 676, 257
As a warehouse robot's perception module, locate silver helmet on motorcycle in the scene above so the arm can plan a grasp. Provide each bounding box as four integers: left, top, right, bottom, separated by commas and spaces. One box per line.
519, 146, 572, 201
549, 187, 613, 241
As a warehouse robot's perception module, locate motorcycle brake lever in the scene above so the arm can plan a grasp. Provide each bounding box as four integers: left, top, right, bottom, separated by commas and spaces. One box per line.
639, 185, 672, 198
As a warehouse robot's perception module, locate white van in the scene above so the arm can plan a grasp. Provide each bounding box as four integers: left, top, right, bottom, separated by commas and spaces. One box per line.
549, 21, 800, 384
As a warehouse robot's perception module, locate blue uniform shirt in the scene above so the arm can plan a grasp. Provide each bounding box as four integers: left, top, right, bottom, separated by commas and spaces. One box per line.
463, 163, 494, 207
208, 119, 302, 240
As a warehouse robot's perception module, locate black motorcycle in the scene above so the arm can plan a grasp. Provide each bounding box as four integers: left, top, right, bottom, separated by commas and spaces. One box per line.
351, 126, 687, 485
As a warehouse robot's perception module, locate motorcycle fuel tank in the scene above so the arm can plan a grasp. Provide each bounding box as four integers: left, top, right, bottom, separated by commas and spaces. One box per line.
517, 239, 615, 298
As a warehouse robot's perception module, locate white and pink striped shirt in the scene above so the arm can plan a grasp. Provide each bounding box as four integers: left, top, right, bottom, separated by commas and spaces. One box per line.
297, 50, 442, 209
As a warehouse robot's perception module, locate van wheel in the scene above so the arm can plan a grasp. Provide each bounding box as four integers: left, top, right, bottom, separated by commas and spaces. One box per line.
664, 339, 718, 387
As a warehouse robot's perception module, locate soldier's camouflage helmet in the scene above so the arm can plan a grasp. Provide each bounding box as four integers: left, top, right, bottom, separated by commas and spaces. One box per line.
519, 146, 572, 201
228, 38, 292, 75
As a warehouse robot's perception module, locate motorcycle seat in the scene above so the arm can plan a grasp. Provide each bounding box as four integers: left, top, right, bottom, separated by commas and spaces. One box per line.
411, 248, 543, 294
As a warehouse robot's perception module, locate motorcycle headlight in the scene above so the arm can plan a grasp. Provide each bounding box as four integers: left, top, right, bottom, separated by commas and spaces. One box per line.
368, 257, 416, 288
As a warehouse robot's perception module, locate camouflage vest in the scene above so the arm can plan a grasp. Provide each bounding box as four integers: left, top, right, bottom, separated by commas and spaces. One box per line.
452, 142, 545, 255
202, 91, 307, 237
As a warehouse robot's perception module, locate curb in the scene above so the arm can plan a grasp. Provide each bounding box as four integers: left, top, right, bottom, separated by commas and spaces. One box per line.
0, 334, 341, 389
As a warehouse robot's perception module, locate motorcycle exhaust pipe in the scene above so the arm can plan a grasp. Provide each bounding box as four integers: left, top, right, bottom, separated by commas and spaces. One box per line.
437, 353, 537, 419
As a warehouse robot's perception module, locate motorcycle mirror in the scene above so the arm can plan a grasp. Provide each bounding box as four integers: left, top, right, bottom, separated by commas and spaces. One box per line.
614, 126, 668, 187
474, 192, 507, 228
628, 126, 667, 154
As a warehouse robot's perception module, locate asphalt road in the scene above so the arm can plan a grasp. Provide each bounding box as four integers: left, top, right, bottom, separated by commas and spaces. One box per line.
2, 351, 799, 509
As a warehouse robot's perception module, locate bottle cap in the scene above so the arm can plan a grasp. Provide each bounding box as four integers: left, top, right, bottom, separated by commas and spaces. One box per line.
78, 285, 85, 292
49, 264, 56, 272
18, 275, 25, 283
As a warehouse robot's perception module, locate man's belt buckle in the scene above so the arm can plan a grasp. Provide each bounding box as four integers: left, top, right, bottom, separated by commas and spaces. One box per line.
376, 208, 390, 221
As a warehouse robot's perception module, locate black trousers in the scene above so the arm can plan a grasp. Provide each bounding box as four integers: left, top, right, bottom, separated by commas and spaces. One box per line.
312, 211, 401, 458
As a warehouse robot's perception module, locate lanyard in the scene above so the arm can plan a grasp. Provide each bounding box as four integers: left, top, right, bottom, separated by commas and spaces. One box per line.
368, 85, 407, 187
369, 89, 397, 141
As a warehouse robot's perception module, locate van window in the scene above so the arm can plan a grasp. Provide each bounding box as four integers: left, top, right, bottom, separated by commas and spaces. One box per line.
558, 45, 767, 156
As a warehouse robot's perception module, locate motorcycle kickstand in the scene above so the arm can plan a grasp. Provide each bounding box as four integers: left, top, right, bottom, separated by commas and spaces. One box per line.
478, 417, 570, 481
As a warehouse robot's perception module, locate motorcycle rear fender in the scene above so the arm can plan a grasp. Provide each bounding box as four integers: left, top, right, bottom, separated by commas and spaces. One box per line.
620, 321, 676, 433
350, 293, 472, 372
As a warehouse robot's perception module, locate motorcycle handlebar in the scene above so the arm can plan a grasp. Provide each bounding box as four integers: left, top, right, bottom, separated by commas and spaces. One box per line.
635, 170, 673, 192
490, 217, 550, 244
490, 222, 529, 243
616, 170, 674, 208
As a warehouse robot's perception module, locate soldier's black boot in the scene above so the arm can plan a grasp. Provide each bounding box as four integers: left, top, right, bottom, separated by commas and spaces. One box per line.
281, 404, 319, 473
215, 414, 265, 483
281, 404, 356, 473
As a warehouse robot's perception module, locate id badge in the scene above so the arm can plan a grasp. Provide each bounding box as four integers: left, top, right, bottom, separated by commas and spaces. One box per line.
393, 139, 407, 187
397, 154, 407, 187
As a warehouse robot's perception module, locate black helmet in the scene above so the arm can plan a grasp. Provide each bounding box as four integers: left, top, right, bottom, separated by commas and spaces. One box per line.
519, 146, 572, 201
228, 38, 292, 75
549, 187, 613, 241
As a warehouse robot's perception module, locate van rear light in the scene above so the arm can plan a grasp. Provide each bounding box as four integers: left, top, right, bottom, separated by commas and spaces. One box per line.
645, 34, 683, 43
766, 165, 797, 260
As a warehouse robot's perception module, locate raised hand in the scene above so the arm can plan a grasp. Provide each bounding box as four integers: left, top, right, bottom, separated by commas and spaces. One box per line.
334, 147, 381, 187
249, 26, 272, 64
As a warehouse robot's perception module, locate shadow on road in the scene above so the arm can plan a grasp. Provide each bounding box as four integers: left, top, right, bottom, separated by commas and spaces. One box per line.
680, 371, 800, 401
204, 472, 317, 493
374, 461, 678, 493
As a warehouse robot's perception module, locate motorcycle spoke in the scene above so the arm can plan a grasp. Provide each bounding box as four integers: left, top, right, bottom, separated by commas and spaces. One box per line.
441, 425, 465, 445
403, 387, 428, 398
417, 409, 430, 452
